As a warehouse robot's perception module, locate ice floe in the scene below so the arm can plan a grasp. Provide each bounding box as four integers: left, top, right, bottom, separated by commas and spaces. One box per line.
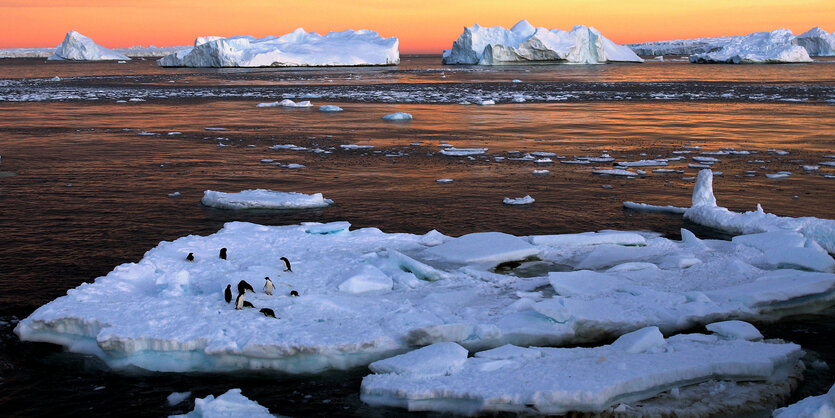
623, 201, 688, 214
690, 29, 812, 63
442, 20, 643, 65
256, 99, 313, 108
593, 169, 638, 177
361, 325, 802, 415
773, 383, 835, 417
170, 389, 272, 418
158, 28, 399, 67
201, 189, 333, 210
48, 31, 130, 61
503, 195, 535, 205
319, 105, 343, 112
439, 147, 487, 156
167, 391, 191, 406
381, 112, 412, 121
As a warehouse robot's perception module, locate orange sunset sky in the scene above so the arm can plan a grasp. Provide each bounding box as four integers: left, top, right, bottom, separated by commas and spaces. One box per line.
1, 0, 833, 53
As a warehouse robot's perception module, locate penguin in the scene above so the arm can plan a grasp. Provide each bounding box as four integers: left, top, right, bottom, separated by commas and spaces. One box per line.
224, 284, 232, 303
264, 277, 274, 296
242, 300, 254, 308
235, 293, 245, 310
186, 253, 194, 262
238, 280, 254, 295
219, 248, 227, 260
259, 308, 276, 318
289, 290, 299, 297
280, 257, 292, 272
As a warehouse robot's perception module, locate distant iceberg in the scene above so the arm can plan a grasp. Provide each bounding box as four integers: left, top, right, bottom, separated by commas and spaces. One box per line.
48, 31, 130, 61
690, 29, 812, 63
158, 28, 399, 67
442, 20, 643, 65
795, 27, 835, 56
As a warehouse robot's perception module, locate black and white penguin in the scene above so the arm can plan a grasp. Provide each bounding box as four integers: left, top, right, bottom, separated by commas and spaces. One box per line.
280, 257, 292, 272
186, 253, 194, 262
289, 290, 299, 297
224, 284, 232, 303
242, 300, 254, 308
263, 277, 274, 295
235, 293, 245, 310
259, 308, 276, 318
219, 248, 227, 260
238, 280, 254, 294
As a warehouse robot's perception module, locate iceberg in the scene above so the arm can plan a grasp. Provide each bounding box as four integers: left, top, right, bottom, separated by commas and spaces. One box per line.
689, 29, 812, 63
48, 31, 130, 61
171, 389, 272, 418
684, 169, 835, 253
361, 326, 802, 415
628, 27, 834, 58
381, 112, 412, 121
795, 27, 835, 56
158, 28, 399, 67
442, 20, 643, 65
15, 219, 835, 374
200, 189, 333, 209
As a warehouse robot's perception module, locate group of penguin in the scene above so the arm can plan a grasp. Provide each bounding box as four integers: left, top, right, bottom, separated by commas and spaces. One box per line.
186, 247, 297, 319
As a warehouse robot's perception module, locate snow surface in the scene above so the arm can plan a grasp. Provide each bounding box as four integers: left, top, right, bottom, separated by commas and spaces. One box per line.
773, 383, 835, 418
689, 29, 812, 64
442, 20, 643, 65
201, 189, 333, 210
48, 31, 129, 61
170, 389, 272, 418
684, 169, 835, 254
158, 28, 399, 67
361, 327, 802, 415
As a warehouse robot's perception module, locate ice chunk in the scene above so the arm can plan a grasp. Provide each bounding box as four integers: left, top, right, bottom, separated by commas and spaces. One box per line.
424, 232, 538, 267
706, 320, 763, 341
593, 169, 638, 177
443, 20, 642, 65
319, 105, 343, 112
201, 189, 333, 209
167, 391, 191, 406
439, 147, 487, 156
171, 389, 272, 418
49, 31, 130, 61
368, 342, 468, 377
435, 178, 454, 183
773, 382, 835, 418
159, 29, 399, 67
361, 332, 802, 415
531, 231, 646, 247
256, 99, 313, 108
338, 264, 393, 294
692, 169, 717, 207
617, 159, 668, 167
690, 29, 812, 63
503, 195, 535, 205
610, 326, 666, 353
623, 201, 688, 214
381, 112, 412, 121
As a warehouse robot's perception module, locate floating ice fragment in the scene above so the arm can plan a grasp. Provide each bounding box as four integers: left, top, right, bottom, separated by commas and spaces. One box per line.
201, 189, 333, 209
170, 389, 272, 418
319, 105, 343, 112
503, 195, 535, 205
382, 112, 412, 121
439, 147, 487, 156
623, 201, 688, 214
436, 178, 454, 183
593, 169, 637, 177
167, 391, 191, 406
257, 99, 313, 108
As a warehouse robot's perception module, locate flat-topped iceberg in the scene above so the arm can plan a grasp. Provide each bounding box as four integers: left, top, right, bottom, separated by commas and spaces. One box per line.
361, 326, 802, 415
689, 29, 812, 63
629, 27, 834, 58
171, 389, 273, 418
15, 218, 835, 374
442, 20, 643, 65
201, 189, 333, 209
48, 31, 130, 61
158, 28, 399, 67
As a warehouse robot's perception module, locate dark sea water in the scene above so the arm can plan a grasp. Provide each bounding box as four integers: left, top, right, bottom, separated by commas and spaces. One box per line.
0, 56, 833, 416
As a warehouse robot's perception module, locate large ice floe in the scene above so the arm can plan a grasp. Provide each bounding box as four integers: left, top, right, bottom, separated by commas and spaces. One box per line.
48, 31, 130, 61
689, 29, 812, 63
773, 383, 835, 417
158, 28, 399, 67
15, 203, 835, 375
170, 389, 273, 418
442, 20, 643, 65
201, 189, 333, 210
684, 169, 835, 254
361, 325, 803, 415
629, 27, 834, 58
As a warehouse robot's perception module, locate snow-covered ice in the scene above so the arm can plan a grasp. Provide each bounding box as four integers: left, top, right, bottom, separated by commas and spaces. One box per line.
442, 20, 643, 65
629, 27, 834, 58
159, 28, 399, 67
623, 201, 688, 214
201, 189, 333, 210
381, 112, 412, 121
773, 383, 835, 417
593, 169, 638, 177
167, 391, 191, 406
690, 29, 812, 64
361, 326, 802, 415
439, 147, 487, 156
170, 389, 272, 418
319, 105, 343, 112
503, 195, 535, 205
256, 99, 313, 108
48, 31, 130, 61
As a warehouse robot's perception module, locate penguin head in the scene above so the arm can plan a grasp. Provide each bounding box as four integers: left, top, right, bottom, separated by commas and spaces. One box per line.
265, 276, 272, 282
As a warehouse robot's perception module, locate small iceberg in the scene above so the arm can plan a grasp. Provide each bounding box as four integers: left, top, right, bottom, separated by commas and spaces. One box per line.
201, 189, 333, 209
48, 31, 130, 61
257, 99, 313, 108
442, 20, 643, 65
382, 112, 412, 121
319, 105, 343, 112
503, 195, 535, 205
170, 389, 272, 418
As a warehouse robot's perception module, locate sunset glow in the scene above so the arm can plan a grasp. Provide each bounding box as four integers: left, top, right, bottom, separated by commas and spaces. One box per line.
2, 0, 833, 52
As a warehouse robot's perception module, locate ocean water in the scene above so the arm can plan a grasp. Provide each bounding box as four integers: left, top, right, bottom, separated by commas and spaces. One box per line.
0, 56, 833, 416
